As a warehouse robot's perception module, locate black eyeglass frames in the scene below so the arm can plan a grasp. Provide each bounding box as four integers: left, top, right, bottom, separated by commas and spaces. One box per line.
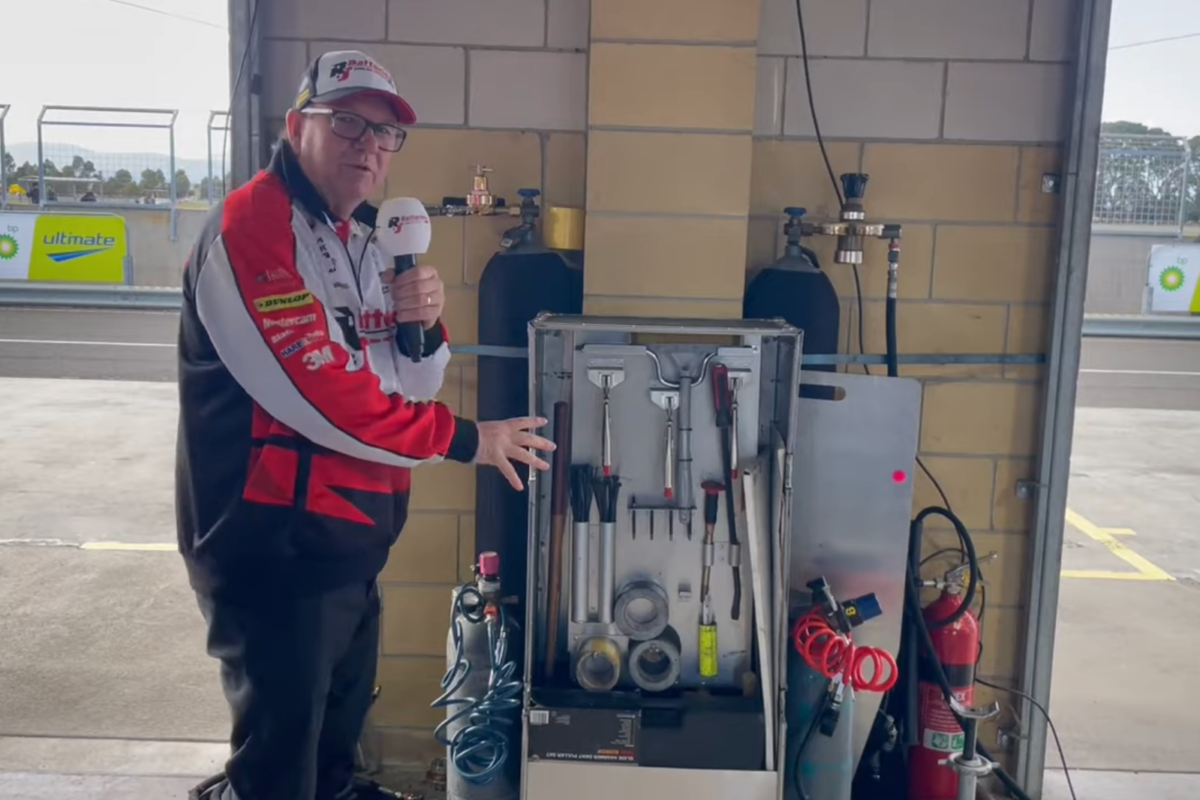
301, 108, 407, 152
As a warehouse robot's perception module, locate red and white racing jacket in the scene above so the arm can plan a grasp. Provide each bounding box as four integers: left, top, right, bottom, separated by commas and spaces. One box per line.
176, 141, 478, 600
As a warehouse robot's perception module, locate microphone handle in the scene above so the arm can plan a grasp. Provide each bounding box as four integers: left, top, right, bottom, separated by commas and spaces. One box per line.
392, 254, 425, 363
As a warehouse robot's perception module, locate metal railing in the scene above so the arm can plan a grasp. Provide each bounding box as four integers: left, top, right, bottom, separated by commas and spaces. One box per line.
0, 104, 8, 210
1093, 133, 1194, 234
35, 105, 181, 240
206, 111, 232, 205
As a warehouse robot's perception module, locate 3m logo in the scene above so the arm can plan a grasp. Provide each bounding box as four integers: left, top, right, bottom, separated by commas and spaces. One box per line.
255, 291, 313, 313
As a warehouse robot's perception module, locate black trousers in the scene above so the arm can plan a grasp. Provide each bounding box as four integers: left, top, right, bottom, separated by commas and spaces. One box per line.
193, 580, 381, 800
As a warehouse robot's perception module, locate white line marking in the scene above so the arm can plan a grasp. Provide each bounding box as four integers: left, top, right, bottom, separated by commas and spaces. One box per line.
1080, 368, 1200, 376
0, 338, 174, 348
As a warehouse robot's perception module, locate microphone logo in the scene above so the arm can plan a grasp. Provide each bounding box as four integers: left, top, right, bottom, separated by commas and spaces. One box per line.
387, 214, 430, 234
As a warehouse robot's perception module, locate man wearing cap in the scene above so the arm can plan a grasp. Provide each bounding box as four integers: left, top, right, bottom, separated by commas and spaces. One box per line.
177, 50, 553, 800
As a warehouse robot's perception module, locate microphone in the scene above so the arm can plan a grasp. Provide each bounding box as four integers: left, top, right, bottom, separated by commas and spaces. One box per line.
375, 197, 433, 363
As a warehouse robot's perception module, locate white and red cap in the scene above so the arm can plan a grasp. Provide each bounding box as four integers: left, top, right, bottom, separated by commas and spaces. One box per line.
294, 49, 417, 125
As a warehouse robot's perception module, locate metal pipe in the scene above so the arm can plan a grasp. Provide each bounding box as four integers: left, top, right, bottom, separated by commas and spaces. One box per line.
598, 521, 616, 624
571, 521, 589, 624
676, 376, 694, 530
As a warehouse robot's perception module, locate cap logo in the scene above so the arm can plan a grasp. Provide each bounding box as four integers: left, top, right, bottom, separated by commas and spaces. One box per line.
328, 58, 394, 88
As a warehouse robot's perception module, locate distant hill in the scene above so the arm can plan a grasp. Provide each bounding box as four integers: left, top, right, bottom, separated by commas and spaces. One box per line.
6, 142, 214, 185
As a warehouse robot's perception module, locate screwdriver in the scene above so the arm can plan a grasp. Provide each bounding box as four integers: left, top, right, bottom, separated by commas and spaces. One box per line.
699, 480, 724, 678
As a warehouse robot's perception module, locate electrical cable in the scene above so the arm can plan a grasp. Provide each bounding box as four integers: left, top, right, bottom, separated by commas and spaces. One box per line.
1109, 30, 1200, 50
104, 0, 226, 29
432, 584, 522, 786
794, 0, 844, 209
976, 678, 1078, 800
790, 679, 833, 800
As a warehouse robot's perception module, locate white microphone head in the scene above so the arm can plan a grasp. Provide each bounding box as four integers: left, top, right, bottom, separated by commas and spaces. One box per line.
375, 197, 432, 257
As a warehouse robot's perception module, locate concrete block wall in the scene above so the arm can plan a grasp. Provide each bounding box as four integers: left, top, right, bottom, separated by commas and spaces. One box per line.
257, 0, 1082, 770
748, 0, 1080, 755
259, 0, 591, 769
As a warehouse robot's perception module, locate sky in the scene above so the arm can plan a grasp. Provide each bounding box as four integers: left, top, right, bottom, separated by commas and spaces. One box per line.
0, 0, 1196, 167
1103, 0, 1200, 137
3, 0, 229, 161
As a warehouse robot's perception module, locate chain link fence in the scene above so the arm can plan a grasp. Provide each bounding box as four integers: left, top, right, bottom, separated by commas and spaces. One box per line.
1093, 133, 1194, 232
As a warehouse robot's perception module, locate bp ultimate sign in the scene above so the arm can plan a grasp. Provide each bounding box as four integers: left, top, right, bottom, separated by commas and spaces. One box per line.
0, 212, 130, 283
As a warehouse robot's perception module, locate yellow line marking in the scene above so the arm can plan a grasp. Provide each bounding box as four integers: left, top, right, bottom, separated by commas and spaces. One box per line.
79, 542, 176, 552
1063, 508, 1174, 581
1060, 570, 1167, 580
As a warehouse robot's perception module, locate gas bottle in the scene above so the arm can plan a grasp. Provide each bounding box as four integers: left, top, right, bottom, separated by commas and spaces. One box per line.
743, 207, 840, 372
475, 188, 583, 603
785, 629, 856, 800
440, 554, 520, 800
908, 589, 979, 800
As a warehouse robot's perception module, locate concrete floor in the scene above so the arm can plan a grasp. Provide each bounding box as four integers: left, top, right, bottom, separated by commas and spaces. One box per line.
1, 313, 1199, 798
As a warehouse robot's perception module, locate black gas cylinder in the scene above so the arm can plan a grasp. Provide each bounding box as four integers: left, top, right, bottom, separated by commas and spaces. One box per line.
475, 190, 583, 603
742, 207, 840, 372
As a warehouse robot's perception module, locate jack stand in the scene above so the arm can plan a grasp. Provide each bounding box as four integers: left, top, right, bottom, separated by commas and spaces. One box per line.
940, 697, 1001, 800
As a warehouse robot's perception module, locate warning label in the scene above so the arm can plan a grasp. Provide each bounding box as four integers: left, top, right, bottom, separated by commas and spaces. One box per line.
919, 684, 967, 753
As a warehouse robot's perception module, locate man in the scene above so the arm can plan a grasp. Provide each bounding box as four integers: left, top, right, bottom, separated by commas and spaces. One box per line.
176, 50, 554, 800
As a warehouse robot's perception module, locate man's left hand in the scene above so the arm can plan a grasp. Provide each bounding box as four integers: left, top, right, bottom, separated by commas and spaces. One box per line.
392, 265, 446, 331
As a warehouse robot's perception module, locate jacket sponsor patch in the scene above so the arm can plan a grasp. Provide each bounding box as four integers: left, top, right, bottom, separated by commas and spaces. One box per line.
262, 312, 317, 330
279, 330, 327, 358
255, 290, 313, 312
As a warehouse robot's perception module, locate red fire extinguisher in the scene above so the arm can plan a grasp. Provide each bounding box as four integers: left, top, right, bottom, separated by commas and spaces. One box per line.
908, 566, 981, 800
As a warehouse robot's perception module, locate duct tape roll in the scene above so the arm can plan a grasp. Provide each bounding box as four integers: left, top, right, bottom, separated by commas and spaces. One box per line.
574, 636, 622, 692
613, 580, 670, 642
629, 626, 683, 693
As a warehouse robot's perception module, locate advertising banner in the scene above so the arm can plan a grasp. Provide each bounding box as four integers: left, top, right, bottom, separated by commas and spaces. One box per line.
0, 212, 129, 283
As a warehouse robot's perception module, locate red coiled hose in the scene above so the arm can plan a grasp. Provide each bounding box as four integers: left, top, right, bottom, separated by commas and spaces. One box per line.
792, 609, 898, 693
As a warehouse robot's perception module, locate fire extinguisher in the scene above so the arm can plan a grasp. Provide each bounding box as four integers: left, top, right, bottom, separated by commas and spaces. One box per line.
907, 559, 989, 800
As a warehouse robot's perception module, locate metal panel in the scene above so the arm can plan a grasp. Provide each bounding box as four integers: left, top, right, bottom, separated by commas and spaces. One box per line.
789, 369, 923, 767
524, 760, 778, 800
1018, 0, 1114, 793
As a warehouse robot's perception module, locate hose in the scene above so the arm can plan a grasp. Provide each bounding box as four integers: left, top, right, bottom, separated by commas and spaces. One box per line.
909, 506, 978, 629
904, 506, 1034, 800
885, 296, 898, 378
431, 584, 522, 786
792, 609, 898, 694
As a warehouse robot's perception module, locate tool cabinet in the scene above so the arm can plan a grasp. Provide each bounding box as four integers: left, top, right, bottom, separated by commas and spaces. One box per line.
519, 314, 802, 800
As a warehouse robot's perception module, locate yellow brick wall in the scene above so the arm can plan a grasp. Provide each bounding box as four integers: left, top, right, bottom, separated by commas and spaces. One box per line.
260, 0, 1080, 770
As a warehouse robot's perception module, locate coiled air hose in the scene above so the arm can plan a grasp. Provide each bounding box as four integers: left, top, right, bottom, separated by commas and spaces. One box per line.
432, 584, 522, 786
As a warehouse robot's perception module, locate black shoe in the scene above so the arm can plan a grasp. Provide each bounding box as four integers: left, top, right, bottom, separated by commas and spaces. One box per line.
188, 773, 228, 800
341, 776, 421, 800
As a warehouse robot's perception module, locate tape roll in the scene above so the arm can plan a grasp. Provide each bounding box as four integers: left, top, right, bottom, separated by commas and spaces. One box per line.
629, 626, 683, 693
613, 580, 670, 641
574, 636, 622, 692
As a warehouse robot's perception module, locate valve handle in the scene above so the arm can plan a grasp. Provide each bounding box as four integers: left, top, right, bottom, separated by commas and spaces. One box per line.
840, 173, 869, 201
518, 188, 541, 199
783, 206, 807, 218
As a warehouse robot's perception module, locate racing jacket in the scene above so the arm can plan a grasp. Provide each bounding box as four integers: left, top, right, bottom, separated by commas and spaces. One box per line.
176, 140, 478, 600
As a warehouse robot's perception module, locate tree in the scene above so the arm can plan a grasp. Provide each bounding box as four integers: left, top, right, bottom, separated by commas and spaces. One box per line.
103, 168, 138, 198
139, 168, 166, 193
1097, 120, 1199, 225
2, 151, 14, 182
174, 169, 191, 198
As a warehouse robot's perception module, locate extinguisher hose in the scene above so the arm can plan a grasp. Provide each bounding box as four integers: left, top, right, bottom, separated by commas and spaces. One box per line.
910, 506, 979, 629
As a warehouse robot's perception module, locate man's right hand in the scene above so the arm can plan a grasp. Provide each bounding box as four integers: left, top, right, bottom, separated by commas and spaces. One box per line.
474, 417, 556, 491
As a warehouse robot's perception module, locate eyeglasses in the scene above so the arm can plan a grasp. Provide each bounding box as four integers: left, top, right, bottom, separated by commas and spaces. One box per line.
301, 108, 407, 152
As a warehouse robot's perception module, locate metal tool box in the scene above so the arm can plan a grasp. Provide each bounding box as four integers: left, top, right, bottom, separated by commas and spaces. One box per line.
519, 314, 803, 800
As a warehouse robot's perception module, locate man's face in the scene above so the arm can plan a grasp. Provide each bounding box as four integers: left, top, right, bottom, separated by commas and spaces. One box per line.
287, 94, 398, 216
